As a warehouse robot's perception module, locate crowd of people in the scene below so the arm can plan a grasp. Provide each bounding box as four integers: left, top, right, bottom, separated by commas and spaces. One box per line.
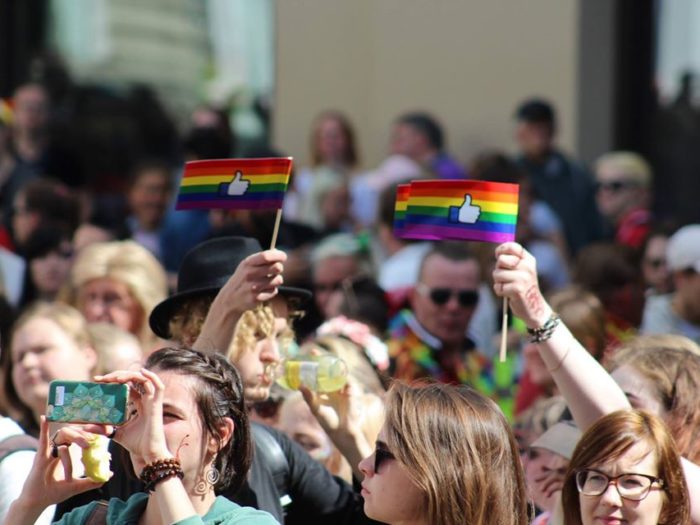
0, 74, 698, 525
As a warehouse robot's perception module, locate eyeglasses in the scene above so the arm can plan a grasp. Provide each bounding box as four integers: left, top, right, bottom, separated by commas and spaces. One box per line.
374, 446, 395, 473
575, 469, 664, 501
595, 180, 638, 193
416, 283, 479, 308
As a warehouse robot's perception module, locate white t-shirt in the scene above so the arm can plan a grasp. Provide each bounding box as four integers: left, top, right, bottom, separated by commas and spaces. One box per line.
0, 417, 55, 524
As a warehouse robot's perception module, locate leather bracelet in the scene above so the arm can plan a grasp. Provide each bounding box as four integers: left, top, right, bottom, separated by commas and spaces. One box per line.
139, 458, 184, 492
526, 313, 561, 343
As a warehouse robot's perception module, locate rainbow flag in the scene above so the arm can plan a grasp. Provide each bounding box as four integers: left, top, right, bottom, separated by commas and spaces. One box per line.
401, 179, 519, 243
393, 184, 411, 235
176, 158, 292, 211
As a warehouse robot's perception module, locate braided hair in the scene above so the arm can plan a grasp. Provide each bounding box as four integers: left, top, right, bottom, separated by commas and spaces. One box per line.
145, 347, 252, 493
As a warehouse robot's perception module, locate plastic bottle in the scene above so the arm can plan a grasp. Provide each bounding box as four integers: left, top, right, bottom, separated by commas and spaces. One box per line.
276, 355, 348, 393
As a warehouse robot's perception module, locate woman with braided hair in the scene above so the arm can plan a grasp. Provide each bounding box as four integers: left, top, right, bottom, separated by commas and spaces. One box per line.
5, 347, 278, 524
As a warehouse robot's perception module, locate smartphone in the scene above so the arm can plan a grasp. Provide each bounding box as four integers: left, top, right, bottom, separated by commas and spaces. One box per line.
46, 380, 129, 425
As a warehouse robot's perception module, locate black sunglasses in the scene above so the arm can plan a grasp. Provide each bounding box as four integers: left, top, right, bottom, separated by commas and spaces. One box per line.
595, 180, 637, 193
374, 447, 395, 473
417, 283, 479, 308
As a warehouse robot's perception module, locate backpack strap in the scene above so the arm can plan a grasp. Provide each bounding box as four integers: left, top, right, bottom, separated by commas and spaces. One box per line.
251, 423, 290, 508
84, 500, 109, 525
252, 424, 289, 485
0, 434, 38, 463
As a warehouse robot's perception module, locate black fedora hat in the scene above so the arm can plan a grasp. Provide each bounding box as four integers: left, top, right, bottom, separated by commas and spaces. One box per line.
149, 236, 311, 339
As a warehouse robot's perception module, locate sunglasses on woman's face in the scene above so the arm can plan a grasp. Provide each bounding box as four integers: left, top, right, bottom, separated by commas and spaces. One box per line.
416, 283, 479, 308
374, 446, 395, 473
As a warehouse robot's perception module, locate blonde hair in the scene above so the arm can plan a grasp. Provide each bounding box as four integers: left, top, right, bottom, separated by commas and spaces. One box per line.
227, 305, 294, 363
87, 322, 143, 375
384, 382, 528, 525
64, 240, 167, 344
168, 295, 215, 347
594, 151, 652, 187
13, 301, 91, 349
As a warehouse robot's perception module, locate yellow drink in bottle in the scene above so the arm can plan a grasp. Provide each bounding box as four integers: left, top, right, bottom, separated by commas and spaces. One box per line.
277, 355, 348, 392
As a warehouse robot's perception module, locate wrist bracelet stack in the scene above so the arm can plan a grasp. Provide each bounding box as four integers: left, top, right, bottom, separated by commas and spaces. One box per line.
526, 313, 561, 343
139, 457, 184, 493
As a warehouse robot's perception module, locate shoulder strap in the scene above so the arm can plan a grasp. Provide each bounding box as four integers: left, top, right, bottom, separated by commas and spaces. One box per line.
251, 424, 289, 492
0, 433, 38, 463
85, 500, 109, 525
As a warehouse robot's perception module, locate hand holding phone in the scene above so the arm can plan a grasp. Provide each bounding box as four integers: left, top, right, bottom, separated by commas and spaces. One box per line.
46, 381, 129, 425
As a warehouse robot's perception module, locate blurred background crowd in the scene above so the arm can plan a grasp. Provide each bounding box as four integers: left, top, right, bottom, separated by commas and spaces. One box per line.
2, 1, 700, 524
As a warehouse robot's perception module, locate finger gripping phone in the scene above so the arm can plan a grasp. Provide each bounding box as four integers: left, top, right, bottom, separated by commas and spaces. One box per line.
47, 380, 129, 425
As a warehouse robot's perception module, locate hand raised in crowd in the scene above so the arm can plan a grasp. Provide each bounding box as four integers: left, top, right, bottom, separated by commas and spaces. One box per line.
220, 249, 287, 307
4, 418, 109, 525
195, 248, 287, 354
300, 383, 374, 480
492, 242, 553, 328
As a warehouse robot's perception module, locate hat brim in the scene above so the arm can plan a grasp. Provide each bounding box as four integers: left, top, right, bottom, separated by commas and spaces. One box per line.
149, 285, 312, 340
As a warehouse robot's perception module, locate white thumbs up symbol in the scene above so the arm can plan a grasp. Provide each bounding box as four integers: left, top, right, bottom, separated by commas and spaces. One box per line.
224, 171, 250, 196
452, 194, 481, 224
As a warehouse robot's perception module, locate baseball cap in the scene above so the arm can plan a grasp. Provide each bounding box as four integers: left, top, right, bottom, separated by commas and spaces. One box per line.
666, 224, 700, 273
530, 420, 581, 460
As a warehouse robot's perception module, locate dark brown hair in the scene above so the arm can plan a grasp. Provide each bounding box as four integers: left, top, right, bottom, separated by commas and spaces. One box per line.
310, 110, 358, 168
145, 347, 252, 493
562, 410, 689, 525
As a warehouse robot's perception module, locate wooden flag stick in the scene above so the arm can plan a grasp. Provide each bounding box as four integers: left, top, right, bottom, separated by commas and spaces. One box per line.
270, 208, 283, 249
499, 296, 509, 362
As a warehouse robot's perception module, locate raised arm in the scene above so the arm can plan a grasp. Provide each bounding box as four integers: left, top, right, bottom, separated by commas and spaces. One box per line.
300, 384, 378, 481
194, 249, 287, 354
494, 242, 700, 524
492, 242, 630, 429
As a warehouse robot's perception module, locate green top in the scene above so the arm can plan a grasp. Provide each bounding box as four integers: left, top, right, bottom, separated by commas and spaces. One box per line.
54, 493, 279, 525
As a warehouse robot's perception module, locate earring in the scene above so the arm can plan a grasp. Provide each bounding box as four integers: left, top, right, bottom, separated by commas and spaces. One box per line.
206, 465, 220, 486
194, 464, 221, 495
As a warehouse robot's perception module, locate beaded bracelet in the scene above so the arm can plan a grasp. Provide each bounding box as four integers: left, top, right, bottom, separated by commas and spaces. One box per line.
139, 458, 184, 493
526, 313, 561, 343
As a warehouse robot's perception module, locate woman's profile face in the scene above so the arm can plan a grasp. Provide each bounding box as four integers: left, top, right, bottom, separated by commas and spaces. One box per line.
11, 317, 94, 416
78, 277, 143, 335
579, 442, 665, 525
358, 427, 426, 525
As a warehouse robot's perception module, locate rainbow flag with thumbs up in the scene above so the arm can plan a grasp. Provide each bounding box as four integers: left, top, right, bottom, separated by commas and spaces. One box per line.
176, 158, 292, 211
400, 179, 519, 243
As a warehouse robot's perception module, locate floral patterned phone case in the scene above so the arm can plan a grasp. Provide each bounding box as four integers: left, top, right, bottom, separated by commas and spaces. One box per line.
46, 380, 128, 425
